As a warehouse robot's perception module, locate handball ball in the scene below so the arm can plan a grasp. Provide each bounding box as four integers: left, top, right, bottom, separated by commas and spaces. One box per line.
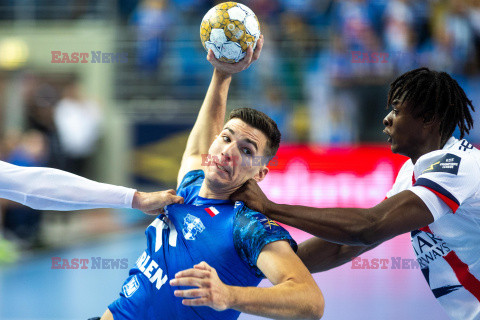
200, 2, 261, 63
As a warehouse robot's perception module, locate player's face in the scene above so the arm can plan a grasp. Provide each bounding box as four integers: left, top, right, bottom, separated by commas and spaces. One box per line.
383, 97, 427, 159
204, 118, 269, 191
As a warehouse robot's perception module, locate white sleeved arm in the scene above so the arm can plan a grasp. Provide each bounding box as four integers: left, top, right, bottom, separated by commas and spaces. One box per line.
409, 186, 451, 221
0, 161, 136, 211
408, 151, 480, 220
386, 159, 413, 198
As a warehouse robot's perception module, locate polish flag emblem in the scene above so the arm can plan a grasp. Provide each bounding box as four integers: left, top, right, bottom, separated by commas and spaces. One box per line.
205, 206, 219, 217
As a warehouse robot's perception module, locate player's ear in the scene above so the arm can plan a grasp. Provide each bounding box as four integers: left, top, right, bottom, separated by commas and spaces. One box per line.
423, 112, 440, 133
253, 166, 268, 182
422, 111, 437, 126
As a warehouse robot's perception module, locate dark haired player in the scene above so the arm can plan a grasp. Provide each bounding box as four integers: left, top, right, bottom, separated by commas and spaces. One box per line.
101, 37, 324, 320
232, 68, 480, 320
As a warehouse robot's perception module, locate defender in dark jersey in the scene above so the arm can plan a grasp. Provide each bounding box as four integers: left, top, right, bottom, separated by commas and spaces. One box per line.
101, 37, 324, 320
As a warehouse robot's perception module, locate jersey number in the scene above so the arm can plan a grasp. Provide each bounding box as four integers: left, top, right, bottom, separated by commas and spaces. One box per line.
150, 218, 178, 252
459, 140, 473, 151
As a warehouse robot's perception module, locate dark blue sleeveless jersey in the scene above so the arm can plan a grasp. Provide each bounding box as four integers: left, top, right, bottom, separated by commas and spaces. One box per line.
109, 170, 297, 320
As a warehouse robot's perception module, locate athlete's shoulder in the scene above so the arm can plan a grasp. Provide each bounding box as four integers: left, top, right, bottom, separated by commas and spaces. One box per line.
397, 158, 414, 177
177, 169, 204, 189
448, 137, 478, 154
386, 158, 413, 198
415, 140, 480, 177
412, 138, 480, 209
232, 202, 297, 277
233, 203, 286, 235
176, 170, 204, 203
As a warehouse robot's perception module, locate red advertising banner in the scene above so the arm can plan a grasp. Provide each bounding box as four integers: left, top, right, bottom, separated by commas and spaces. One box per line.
260, 144, 408, 208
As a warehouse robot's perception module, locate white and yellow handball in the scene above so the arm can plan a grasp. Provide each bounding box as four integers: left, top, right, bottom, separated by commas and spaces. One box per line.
200, 2, 261, 63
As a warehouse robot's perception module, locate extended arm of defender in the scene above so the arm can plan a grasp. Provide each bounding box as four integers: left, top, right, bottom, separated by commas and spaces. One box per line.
177, 37, 263, 186
0, 160, 183, 213
171, 240, 324, 319
231, 180, 434, 246
297, 238, 378, 273
264, 191, 433, 246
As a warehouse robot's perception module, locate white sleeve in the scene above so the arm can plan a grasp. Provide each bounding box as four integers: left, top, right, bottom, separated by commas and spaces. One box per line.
0, 161, 136, 211
409, 151, 480, 219
386, 160, 412, 198
409, 186, 451, 221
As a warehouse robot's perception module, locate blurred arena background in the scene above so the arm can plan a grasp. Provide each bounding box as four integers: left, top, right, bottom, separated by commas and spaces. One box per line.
0, 0, 480, 319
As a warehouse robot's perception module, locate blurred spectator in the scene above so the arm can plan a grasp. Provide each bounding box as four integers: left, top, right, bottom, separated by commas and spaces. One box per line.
278, 12, 313, 100
445, 0, 476, 71
278, 0, 318, 18
307, 55, 359, 144
54, 77, 102, 177
257, 84, 293, 142
118, 0, 142, 22
6, 130, 48, 167
422, 0, 475, 74
383, 0, 420, 72
468, 0, 480, 39
333, 0, 379, 52
2, 130, 48, 247
248, 0, 282, 24
130, 0, 172, 73
330, 0, 391, 81
24, 76, 63, 169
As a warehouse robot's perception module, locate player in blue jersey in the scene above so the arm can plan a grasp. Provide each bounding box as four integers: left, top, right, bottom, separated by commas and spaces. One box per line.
100, 36, 324, 320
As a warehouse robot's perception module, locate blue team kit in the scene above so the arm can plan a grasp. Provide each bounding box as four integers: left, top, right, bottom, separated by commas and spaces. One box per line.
108, 170, 297, 319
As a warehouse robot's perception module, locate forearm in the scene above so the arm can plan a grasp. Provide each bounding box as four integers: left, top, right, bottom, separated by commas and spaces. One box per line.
265, 191, 433, 246
183, 70, 232, 157
228, 281, 323, 320
298, 237, 376, 273
266, 202, 373, 245
0, 162, 135, 211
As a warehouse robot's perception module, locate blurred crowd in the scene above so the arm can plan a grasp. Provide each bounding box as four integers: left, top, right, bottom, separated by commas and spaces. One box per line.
0, 74, 102, 248
17, 0, 476, 144
119, 0, 480, 143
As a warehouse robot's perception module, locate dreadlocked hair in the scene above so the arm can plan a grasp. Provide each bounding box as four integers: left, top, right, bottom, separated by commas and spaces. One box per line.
387, 67, 475, 145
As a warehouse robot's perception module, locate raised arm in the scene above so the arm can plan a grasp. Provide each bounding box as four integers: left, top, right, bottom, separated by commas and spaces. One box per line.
177, 37, 264, 186
171, 240, 324, 319
231, 179, 434, 246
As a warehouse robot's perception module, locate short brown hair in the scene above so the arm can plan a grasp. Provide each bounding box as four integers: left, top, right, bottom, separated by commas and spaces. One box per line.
228, 108, 281, 159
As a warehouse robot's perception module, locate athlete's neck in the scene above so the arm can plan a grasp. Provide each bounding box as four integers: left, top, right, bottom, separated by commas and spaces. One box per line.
198, 183, 234, 200
410, 135, 445, 165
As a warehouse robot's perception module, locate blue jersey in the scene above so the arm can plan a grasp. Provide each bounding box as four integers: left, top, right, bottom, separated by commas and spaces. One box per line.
109, 170, 297, 320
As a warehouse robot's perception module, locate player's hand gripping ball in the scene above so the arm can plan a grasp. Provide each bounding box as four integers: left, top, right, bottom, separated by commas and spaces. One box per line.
200, 2, 260, 63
